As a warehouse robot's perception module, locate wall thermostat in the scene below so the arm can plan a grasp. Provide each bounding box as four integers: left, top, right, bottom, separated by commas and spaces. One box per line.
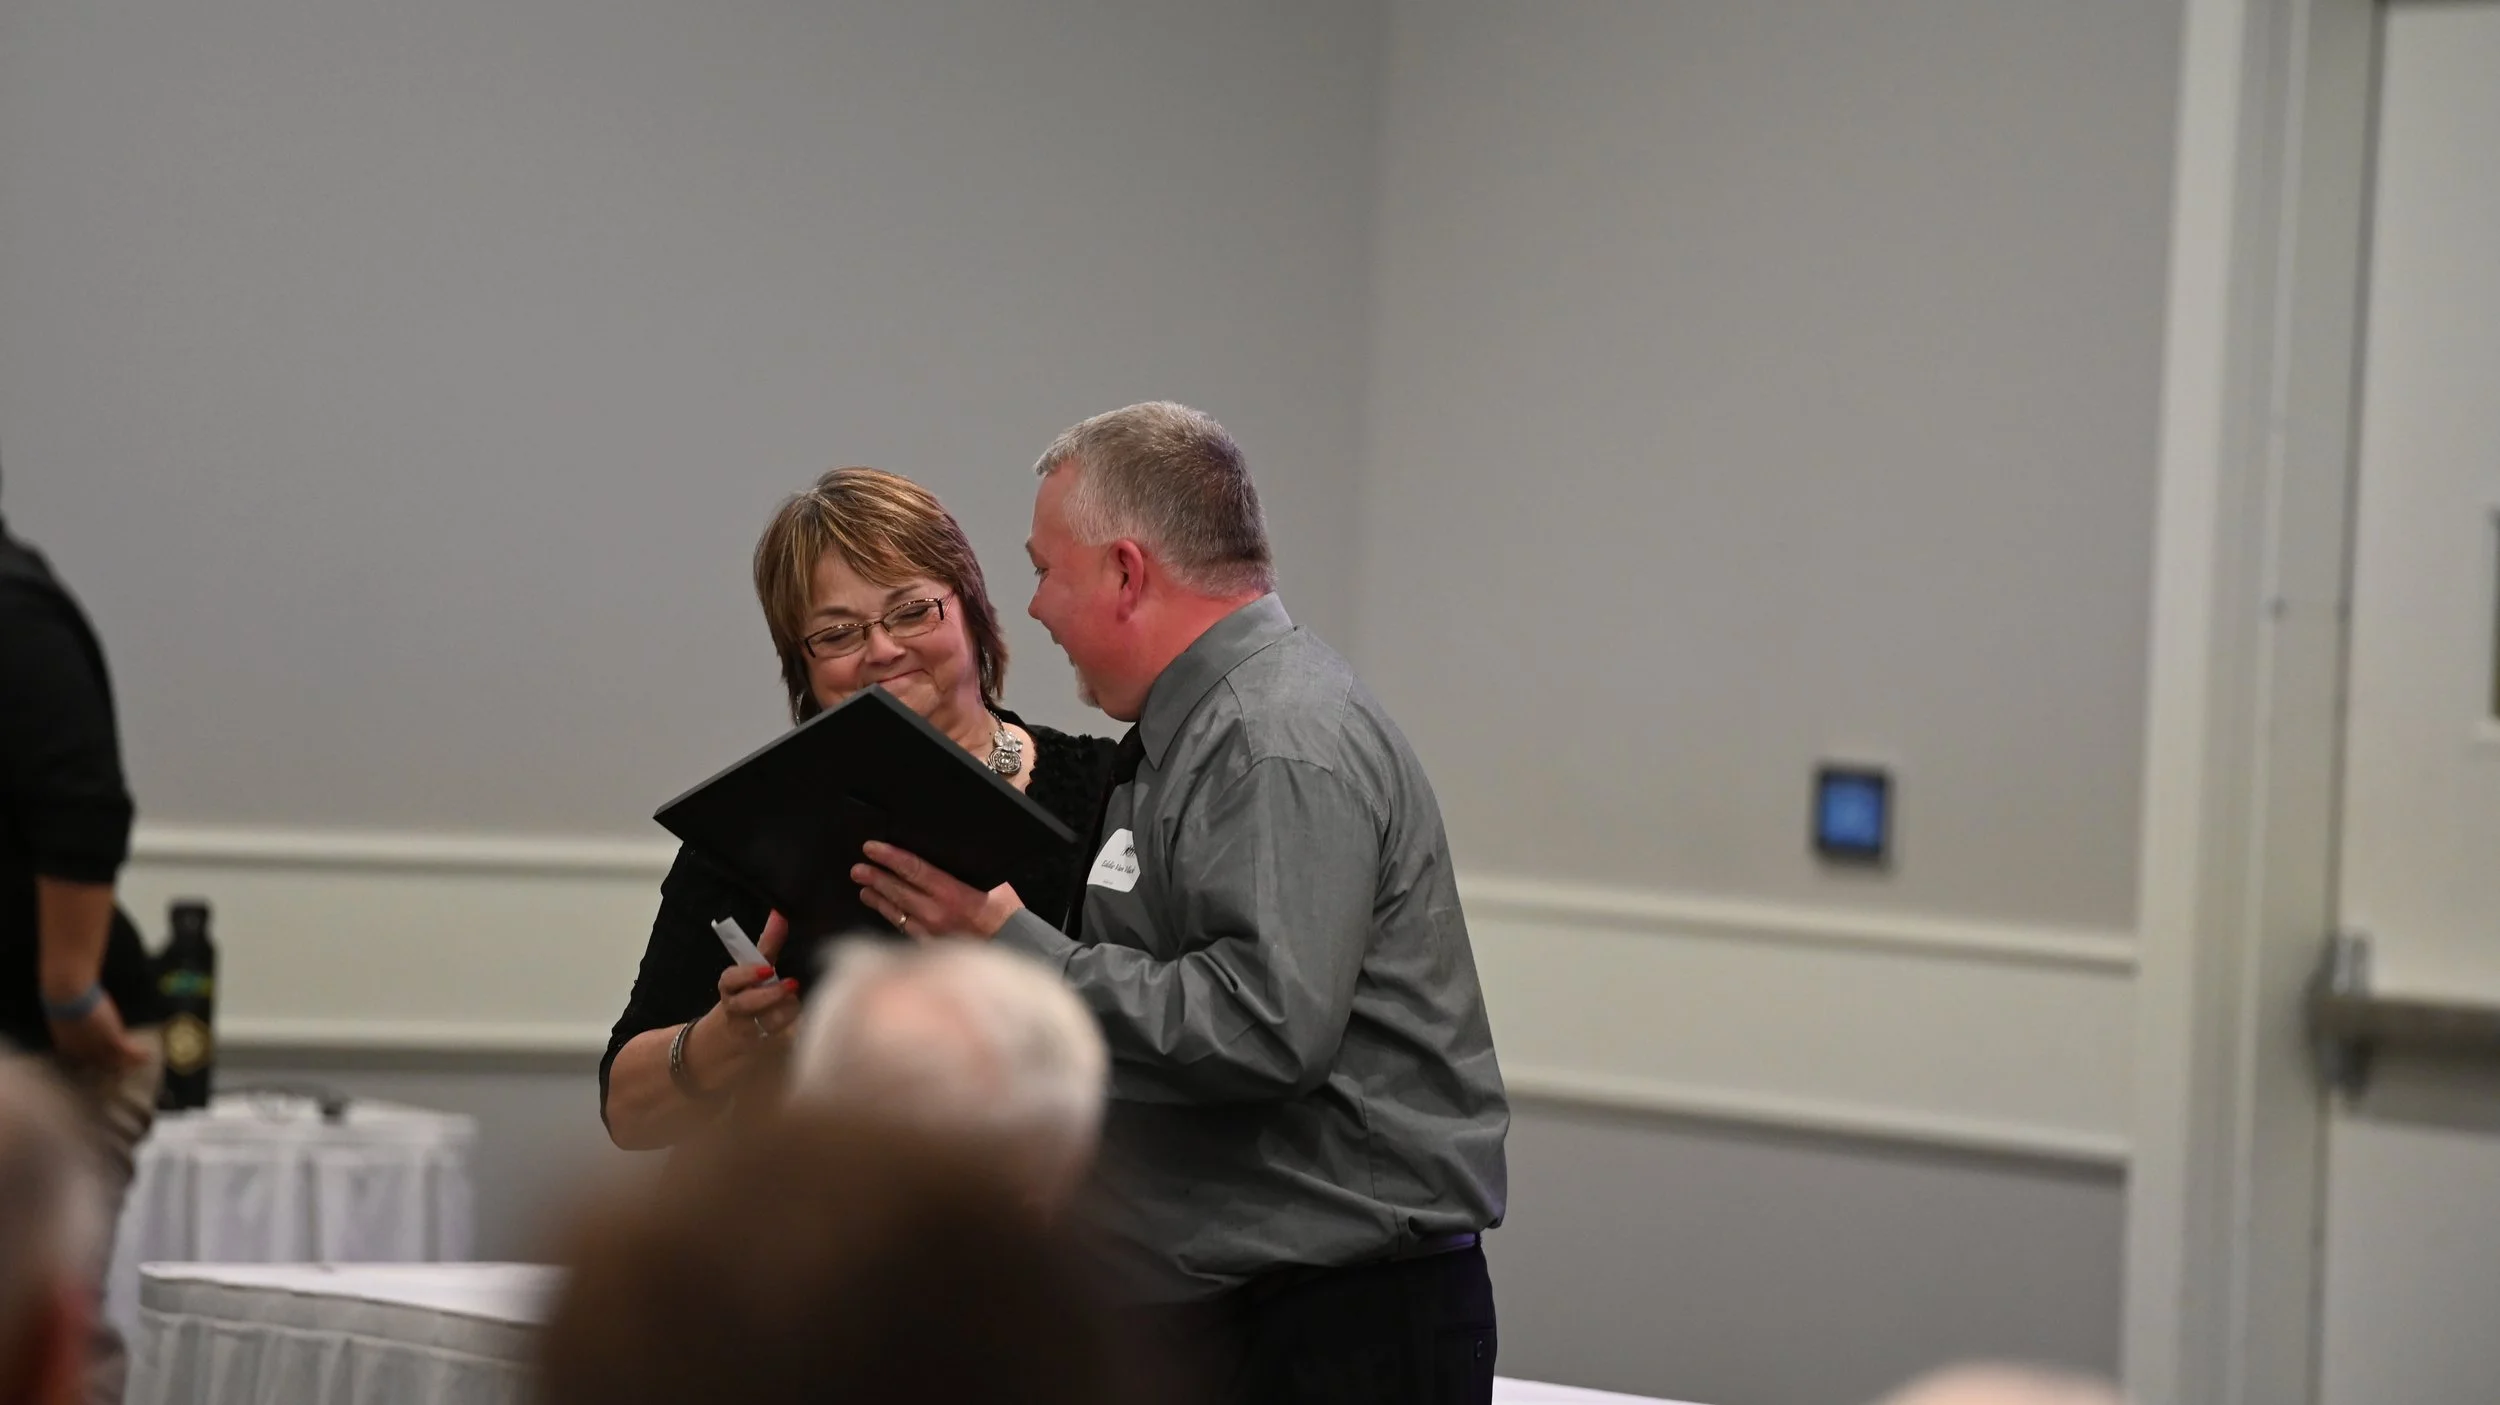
1813, 764, 1891, 865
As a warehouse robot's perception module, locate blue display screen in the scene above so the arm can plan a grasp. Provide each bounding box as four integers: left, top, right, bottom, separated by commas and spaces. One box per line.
1814, 766, 1890, 862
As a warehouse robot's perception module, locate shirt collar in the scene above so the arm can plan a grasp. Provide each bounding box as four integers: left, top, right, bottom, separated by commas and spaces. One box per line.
1137, 594, 1293, 768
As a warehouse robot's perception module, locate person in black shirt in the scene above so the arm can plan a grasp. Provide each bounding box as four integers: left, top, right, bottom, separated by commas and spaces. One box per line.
601, 468, 1111, 1149
1, 480, 166, 1404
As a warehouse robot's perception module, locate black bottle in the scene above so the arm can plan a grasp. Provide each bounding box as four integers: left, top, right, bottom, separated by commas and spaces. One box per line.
156, 899, 217, 1111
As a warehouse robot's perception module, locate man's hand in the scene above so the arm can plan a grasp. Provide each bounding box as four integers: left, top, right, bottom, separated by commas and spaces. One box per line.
853, 842, 1023, 939
46, 992, 148, 1072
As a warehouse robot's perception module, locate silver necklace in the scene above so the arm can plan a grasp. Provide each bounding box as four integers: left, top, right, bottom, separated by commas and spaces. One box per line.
985, 713, 1024, 778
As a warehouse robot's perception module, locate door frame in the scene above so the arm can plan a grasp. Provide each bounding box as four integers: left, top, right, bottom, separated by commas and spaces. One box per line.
2126, 0, 2382, 1402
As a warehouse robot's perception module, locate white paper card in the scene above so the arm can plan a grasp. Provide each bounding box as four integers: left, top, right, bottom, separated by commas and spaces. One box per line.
1087, 828, 1141, 892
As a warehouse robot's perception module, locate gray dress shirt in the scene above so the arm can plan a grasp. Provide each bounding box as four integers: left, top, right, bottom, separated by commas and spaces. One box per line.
998, 594, 1509, 1303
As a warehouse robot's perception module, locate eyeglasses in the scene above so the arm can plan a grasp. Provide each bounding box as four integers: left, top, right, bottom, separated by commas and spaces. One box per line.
801, 596, 951, 661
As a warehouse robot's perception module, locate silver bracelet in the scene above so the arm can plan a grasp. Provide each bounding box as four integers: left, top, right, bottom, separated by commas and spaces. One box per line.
666, 1020, 715, 1101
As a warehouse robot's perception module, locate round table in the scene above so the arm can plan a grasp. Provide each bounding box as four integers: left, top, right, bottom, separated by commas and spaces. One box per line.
106, 1093, 478, 1339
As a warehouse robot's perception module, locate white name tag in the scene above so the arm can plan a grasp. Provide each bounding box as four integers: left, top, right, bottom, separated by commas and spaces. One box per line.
1087, 828, 1141, 892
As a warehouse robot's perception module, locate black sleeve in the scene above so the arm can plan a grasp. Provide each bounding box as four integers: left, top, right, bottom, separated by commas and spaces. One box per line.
0, 583, 134, 882
598, 847, 771, 1127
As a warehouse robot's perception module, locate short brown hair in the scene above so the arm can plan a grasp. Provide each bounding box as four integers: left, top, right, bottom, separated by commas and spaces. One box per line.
1034, 402, 1274, 598
752, 468, 1008, 723
536, 1112, 1163, 1405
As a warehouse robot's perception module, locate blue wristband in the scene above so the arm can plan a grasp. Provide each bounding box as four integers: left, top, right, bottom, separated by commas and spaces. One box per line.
40, 983, 106, 1022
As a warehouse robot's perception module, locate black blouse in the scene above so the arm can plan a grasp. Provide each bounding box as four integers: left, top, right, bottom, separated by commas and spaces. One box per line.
598, 714, 1115, 1122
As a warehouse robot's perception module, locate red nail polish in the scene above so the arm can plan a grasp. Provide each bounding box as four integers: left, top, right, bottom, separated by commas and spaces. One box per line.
782, 979, 799, 993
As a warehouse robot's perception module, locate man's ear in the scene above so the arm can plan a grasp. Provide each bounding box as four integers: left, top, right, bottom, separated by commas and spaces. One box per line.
1108, 540, 1150, 618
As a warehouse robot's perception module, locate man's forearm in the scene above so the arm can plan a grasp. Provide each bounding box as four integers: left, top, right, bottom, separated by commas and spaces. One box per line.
34, 877, 118, 999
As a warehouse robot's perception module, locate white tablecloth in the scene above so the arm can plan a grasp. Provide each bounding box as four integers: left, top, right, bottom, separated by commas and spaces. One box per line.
108, 1094, 478, 1338
127, 1262, 1695, 1405
129, 1264, 547, 1405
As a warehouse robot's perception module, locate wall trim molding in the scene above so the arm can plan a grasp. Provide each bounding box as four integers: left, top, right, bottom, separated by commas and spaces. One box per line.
220, 1018, 614, 1056
136, 822, 2136, 973
1506, 1064, 2130, 1170
133, 823, 677, 876
1460, 874, 2136, 974
137, 822, 2133, 1167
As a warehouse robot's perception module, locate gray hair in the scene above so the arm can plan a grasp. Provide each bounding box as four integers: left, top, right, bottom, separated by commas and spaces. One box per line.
1871, 1364, 2130, 1405
0, 1061, 108, 1385
1033, 401, 1275, 598
786, 941, 1108, 1204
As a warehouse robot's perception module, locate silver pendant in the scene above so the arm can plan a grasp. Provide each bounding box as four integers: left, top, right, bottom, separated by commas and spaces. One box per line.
986, 719, 1024, 778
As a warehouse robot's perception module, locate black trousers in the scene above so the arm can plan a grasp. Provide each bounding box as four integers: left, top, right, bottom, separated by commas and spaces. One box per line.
1136, 1245, 1498, 1405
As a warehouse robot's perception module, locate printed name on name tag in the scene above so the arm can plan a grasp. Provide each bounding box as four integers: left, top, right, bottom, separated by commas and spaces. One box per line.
1087, 828, 1141, 892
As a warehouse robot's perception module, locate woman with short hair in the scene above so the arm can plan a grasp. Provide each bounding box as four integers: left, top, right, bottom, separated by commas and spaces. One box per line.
599, 468, 1112, 1151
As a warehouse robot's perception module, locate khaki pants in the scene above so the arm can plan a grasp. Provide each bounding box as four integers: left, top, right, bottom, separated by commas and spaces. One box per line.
40, 1029, 164, 1405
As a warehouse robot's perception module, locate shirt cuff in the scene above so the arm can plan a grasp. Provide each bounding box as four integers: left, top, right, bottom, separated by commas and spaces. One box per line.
994, 907, 1078, 972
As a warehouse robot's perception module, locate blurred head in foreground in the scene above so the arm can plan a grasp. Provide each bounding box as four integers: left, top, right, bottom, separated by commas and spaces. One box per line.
0, 1060, 108, 1405
784, 938, 1106, 1210
1872, 1363, 2129, 1405
537, 1110, 1159, 1405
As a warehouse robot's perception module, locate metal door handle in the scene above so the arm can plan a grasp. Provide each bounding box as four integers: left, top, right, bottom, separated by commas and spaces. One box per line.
2308, 932, 2500, 1093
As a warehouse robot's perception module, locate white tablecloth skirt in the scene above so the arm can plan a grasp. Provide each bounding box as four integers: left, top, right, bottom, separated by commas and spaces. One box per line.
108, 1095, 477, 1338
126, 1262, 1694, 1405
129, 1264, 551, 1405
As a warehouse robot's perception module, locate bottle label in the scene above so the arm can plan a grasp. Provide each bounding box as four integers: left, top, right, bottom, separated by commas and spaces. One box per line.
159, 970, 215, 1000
163, 1013, 214, 1075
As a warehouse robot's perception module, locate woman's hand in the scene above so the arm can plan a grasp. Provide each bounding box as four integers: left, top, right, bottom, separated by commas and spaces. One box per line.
853, 842, 1022, 939
684, 912, 802, 1092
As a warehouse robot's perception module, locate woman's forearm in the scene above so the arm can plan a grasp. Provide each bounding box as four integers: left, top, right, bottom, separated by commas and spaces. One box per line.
604, 1019, 724, 1150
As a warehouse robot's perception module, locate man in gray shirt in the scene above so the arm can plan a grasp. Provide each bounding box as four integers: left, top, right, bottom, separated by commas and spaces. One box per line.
852, 401, 1508, 1405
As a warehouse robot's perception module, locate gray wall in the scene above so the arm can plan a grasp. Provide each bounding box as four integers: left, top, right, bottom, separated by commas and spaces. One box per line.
0, 0, 1383, 832
2, 2, 2187, 1401
1355, 0, 2180, 929
1496, 1098, 2123, 1405
1340, 9, 2178, 1391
